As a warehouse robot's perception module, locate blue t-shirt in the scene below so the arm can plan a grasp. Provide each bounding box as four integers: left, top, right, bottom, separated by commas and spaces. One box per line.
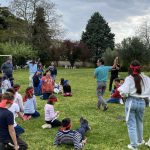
0, 108, 14, 143
28, 63, 37, 74
94, 65, 112, 82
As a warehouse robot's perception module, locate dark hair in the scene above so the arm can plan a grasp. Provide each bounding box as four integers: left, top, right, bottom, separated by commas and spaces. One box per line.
2, 92, 14, 100
6, 88, 16, 95
62, 118, 71, 128
13, 84, 20, 90
0, 93, 2, 102
60, 78, 64, 85
120, 78, 124, 81
97, 58, 104, 65
130, 60, 143, 94
114, 78, 120, 83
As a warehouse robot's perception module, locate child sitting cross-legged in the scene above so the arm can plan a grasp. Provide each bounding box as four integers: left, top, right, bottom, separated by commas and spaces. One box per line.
54, 117, 91, 149
63, 80, 72, 97
43, 95, 61, 129
107, 78, 122, 104
23, 87, 40, 120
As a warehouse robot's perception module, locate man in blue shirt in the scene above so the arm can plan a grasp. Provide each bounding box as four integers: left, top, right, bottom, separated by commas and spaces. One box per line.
94, 57, 118, 111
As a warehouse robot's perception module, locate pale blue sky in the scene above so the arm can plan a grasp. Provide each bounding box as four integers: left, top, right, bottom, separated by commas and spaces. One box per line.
1, 0, 150, 43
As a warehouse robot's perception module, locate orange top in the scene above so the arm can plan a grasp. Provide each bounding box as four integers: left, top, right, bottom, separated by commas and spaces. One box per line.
41, 76, 54, 93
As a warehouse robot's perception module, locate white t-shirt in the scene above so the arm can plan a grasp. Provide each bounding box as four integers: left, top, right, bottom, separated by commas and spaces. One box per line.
118, 75, 150, 98
8, 103, 20, 127
14, 92, 24, 112
1, 79, 11, 93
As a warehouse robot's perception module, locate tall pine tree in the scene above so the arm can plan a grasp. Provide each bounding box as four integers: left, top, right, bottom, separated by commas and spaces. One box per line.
32, 7, 51, 63
81, 12, 115, 62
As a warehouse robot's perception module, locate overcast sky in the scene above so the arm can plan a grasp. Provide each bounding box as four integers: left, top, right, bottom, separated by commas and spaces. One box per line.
1, 0, 150, 43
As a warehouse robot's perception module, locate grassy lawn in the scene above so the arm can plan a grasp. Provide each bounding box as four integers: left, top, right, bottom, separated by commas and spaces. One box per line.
6, 68, 150, 150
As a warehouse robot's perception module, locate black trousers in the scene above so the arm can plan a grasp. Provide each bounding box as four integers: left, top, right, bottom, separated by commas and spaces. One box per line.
0, 137, 28, 150
46, 119, 62, 127
109, 75, 118, 91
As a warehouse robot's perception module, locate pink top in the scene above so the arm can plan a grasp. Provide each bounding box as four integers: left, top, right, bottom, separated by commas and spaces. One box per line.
44, 104, 57, 121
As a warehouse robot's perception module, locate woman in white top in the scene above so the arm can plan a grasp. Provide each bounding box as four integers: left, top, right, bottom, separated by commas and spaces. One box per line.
118, 60, 150, 150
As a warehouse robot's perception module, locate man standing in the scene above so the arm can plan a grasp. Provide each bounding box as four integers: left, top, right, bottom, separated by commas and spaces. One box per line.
109, 57, 120, 91
27, 60, 37, 86
1, 58, 14, 86
94, 57, 117, 111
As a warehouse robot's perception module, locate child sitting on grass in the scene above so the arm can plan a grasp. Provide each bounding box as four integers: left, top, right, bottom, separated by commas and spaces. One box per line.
44, 95, 61, 128
63, 80, 72, 97
23, 87, 40, 120
54, 117, 90, 149
1, 75, 11, 94
107, 78, 122, 104
7, 88, 25, 137
13, 84, 24, 113
33, 71, 41, 96
41, 70, 54, 100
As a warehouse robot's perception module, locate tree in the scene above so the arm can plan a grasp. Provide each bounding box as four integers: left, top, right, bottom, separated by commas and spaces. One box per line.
118, 37, 150, 69
63, 40, 81, 67
0, 42, 37, 65
9, 0, 63, 39
0, 7, 28, 43
31, 7, 51, 63
81, 12, 115, 62
136, 21, 150, 49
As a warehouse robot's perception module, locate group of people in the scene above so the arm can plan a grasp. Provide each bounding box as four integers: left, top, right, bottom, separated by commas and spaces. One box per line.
0, 56, 150, 150
94, 57, 150, 150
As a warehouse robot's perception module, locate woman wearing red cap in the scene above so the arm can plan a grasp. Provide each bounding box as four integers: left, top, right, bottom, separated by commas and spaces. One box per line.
44, 95, 61, 128
118, 60, 150, 150
0, 92, 28, 150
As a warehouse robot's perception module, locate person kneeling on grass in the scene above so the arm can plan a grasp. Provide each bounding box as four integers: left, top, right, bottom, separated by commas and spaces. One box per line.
0, 92, 28, 150
54, 117, 90, 149
107, 78, 122, 104
23, 87, 40, 120
44, 95, 61, 128
63, 80, 72, 97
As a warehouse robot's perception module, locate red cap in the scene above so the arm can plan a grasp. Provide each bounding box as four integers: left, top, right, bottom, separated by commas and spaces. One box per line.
48, 95, 57, 102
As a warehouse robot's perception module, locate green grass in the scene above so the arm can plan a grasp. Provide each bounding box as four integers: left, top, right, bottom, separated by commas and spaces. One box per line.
7, 69, 150, 149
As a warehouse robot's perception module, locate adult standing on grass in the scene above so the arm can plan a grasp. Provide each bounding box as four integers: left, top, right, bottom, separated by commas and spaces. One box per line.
118, 60, 150, 150
48, 62, 57, 81
27, 60, 37, 86
94, 57, 118, 111
1, 58, 14, 86
109, 57, 120, 91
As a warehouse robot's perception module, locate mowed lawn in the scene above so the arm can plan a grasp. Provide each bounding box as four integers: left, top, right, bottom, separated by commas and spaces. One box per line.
8, 69, 150, 150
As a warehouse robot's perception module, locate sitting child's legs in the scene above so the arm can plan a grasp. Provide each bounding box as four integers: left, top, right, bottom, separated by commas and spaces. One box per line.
46, 119, 61, 127
107, 98, 120, 104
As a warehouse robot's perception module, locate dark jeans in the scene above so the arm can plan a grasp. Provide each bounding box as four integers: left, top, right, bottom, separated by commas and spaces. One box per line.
109, 75, 118, 91
24, 111, 40, 118
42, 93, 52, 100
107, 98, 120, 104
46, 119, 62, 127
76, 122, 89, 140
15, 125, 25, 137
0, 137, 28, 150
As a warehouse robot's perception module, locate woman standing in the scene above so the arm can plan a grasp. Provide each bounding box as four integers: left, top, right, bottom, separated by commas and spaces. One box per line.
118, 60, 150, 150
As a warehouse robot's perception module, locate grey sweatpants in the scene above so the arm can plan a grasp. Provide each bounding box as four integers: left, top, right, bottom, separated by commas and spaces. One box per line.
97, 81, 107, 108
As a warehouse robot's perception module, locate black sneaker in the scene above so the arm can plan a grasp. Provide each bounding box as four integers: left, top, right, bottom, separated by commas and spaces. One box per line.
103, 105, 108, 111
80, 117, 91, 130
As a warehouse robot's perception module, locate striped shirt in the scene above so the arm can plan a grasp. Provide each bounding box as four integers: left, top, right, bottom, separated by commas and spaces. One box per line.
54, 130, 84, 149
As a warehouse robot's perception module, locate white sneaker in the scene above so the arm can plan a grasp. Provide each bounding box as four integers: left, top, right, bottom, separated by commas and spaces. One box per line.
128, 144, 138, 150
145, 139, 150, 147
137, 140, 145, 146
41, 124, 52, 129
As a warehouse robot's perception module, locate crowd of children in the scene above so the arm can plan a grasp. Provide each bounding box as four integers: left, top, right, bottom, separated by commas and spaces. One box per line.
1, 58, 150, 150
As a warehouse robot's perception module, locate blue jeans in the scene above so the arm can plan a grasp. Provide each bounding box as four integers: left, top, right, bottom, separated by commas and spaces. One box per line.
125, 97, 145, 148
24, 110, 40, 118
43, 93, 52, 100
15, 125, 25, 137
107, 98, 120, 104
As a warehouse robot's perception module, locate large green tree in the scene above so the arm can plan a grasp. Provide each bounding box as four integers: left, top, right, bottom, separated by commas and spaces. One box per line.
118, 37, 150, 70
32, 7, 51, 63
81, 12, 115, 62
